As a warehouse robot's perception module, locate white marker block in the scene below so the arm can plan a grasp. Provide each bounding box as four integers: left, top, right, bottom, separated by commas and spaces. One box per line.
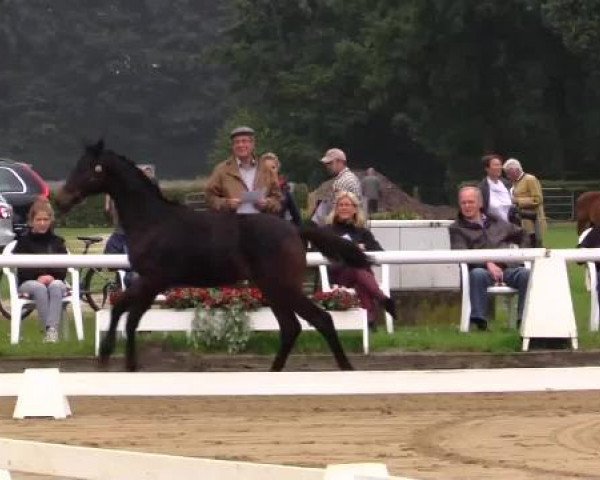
0, 470, 11, 480
521, 256, 578, 351
13, 369, 72, 419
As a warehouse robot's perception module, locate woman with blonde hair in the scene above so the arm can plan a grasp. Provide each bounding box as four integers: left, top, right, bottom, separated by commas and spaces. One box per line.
260, 152, 301, 226
13, 198, 68, 342
323, 191, 396, 330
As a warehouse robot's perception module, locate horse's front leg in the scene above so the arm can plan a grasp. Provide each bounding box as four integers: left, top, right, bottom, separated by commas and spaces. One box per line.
123, 284, 162, 372
99, 292, 133, 366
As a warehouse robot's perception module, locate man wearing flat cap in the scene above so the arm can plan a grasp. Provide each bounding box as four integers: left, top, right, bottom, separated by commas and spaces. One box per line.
205, 126, 282, 214
310, 147, 361, 225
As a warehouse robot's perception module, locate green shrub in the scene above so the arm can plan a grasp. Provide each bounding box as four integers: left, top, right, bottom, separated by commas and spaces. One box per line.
50, 192, 110, 228
292, 182, 308, 210
49, 183, 207, 227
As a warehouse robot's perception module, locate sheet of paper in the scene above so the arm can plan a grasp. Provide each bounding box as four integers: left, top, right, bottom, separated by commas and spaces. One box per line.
241, 189, 264, 203
237, 202, 260, 214
237, 188, 266, 214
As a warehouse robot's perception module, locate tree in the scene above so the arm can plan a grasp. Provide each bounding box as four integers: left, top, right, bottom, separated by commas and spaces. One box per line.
0, 0, 230, 178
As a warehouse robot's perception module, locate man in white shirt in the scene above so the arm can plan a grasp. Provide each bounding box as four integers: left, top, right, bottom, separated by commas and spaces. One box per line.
478, 154, 518, 224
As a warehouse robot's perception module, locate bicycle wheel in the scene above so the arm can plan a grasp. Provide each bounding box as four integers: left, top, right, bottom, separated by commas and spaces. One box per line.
83, 268, 122, 311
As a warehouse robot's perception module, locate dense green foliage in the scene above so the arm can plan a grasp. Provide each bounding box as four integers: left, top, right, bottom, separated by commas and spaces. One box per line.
3, 1, 600, 205
217, 0, 600, 201
0, 0, 230, 179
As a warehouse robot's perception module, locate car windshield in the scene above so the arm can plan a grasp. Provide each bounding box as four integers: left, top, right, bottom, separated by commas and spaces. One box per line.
0, 167, 25, 193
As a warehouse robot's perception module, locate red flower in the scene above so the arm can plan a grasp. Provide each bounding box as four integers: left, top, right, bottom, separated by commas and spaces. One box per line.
158, 285, 269, 310
310, 288, 360, 311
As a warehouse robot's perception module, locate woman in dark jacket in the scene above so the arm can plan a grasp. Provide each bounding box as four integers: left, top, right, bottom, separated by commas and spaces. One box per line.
323, 191, 396, 329
14, 198, 68, 343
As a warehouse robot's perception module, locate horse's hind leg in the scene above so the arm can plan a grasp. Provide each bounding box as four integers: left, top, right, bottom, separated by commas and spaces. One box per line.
99, 292, 133, 366
268, 302, 302, 371
291, 293, 353, 370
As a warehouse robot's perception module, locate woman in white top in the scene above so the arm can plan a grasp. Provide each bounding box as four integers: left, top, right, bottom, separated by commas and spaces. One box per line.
478, 154, 519, 224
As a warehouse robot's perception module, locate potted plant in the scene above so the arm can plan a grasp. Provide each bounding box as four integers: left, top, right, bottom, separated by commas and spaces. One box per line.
311, 288, 362, 311
163, 286, 267, 354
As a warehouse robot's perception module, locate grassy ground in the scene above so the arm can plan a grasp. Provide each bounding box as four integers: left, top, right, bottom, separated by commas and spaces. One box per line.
0, 223, 595, 357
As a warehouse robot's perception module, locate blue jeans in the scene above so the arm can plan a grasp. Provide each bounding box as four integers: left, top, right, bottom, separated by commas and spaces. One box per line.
469, 267, 530, 321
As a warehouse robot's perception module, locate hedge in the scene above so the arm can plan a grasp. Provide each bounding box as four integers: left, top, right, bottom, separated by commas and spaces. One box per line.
50, 184, 205, 228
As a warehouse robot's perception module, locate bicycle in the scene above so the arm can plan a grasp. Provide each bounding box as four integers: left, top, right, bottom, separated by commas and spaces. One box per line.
77, 235, 126, 311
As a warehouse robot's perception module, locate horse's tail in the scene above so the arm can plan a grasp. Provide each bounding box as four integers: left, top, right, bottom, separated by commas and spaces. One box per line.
299, 226, 372, 269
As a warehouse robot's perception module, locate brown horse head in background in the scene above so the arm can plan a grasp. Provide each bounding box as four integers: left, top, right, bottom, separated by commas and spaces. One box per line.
575, 191, 600, 234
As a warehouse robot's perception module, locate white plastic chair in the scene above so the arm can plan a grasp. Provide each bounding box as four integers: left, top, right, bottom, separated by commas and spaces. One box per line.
585, 262, 599, 332
579, 228, 599, 332
459, 262, 531, 332
2, 240, 84, 344
319, 262, 394, 333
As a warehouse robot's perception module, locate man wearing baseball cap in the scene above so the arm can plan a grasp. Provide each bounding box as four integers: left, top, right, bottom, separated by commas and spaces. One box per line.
205, 126, 282, 214
310, 147, 362, 225
320, 148, 362, 199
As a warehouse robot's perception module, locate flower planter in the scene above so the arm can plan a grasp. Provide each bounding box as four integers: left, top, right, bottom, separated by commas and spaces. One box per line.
95, 306, 370, 356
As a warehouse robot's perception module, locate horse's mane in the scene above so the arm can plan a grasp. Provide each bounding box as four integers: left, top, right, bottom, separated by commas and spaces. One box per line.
87, 142, 179, 206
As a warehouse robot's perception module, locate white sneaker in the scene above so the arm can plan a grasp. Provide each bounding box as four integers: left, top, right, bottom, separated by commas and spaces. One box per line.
43, 327, 59, 343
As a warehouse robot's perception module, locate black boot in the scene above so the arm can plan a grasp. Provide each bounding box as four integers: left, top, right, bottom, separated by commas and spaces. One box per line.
383, 297, 397, 321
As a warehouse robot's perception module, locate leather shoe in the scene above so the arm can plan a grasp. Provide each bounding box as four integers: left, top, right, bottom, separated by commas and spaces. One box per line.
383, 297, 397, 321
470, 317, 488, 331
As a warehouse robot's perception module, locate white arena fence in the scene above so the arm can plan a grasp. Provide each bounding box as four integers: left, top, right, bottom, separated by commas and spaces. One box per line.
1, 248, 599, 480
0, 437, 415, 480
2, 247, 599, 268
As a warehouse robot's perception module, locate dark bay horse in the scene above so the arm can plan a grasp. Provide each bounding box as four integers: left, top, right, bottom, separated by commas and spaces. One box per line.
575, 191, 600, 234
56, 140, 371, 371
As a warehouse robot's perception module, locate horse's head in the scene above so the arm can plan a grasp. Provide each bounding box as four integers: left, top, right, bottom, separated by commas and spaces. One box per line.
55, 139, 113, 212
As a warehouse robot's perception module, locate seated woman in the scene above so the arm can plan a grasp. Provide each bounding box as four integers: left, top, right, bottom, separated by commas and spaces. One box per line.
14, 198, 68, 343
323, 191, 396, 330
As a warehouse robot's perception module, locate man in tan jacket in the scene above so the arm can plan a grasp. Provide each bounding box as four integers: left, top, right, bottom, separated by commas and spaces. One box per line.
504, 158, 547, 247
205, 126, 282, 214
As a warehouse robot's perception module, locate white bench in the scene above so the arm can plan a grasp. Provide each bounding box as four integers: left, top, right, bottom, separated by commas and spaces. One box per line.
95, 306, 370, 356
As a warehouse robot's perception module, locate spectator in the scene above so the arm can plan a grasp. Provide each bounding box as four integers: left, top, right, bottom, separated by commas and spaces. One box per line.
478, 154, 519, 225
260, 152, 301, 226
205, 126, 282, 214
578, 224, 600, 296
361, 167, 382, 215
449, 186, 530, 331
323, 191, 396, 330
310, 148, 361, 225
503, 158, 547, 247
13, 199, 68, 343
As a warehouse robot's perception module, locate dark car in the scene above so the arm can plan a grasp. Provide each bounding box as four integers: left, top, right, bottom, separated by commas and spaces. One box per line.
0, 159, 49, 235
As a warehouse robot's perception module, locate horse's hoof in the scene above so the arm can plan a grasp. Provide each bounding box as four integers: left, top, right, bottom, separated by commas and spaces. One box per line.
97, 354, 110, 370
99, 339, 115, 359
340, 361, 354, 371
125, 360, 138, 372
